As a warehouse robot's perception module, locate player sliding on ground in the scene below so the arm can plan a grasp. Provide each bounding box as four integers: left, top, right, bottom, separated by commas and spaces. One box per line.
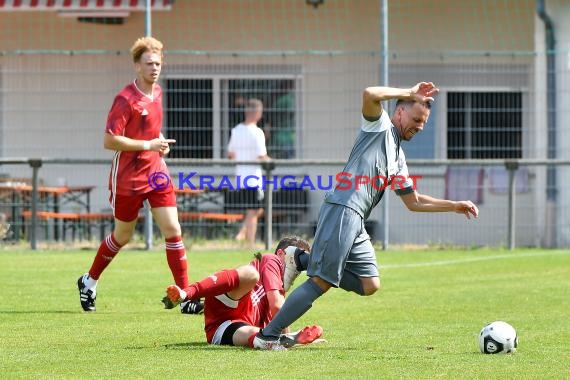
163, 236, 323, 349
253, 82, 480, 350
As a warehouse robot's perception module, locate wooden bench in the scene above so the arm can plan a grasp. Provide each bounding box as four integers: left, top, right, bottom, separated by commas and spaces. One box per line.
22, 210, 246, 241
22, 211, 79, 219
77, 212, 115, 241
21, 211, 118, 241
22, 211, 81, 241
178, 211, 244, 223
178, 211, 244, 238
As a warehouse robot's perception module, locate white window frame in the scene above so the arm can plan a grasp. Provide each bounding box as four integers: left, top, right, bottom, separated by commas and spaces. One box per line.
162, 73, 303, 160
440, 87, 528, 160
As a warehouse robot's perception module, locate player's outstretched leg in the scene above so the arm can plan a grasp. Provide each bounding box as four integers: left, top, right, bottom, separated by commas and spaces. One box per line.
77, 233, 124, 312
161, 286, 204, 314
163, 268, 241, 306
253, 278, 325, 350
278, 325, 324, 348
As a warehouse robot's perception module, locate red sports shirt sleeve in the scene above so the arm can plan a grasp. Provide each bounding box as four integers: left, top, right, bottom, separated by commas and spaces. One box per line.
260, 255, 284, 293
106, 96, 131, 136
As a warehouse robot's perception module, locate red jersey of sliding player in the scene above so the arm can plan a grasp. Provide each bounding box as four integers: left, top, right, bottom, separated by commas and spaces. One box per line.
204, 254, 285, 343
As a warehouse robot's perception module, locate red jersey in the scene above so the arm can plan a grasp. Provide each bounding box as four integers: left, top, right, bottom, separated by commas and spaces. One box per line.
252, 254, 285, 327
204, 254, 285, 343
106, 81, 170, 196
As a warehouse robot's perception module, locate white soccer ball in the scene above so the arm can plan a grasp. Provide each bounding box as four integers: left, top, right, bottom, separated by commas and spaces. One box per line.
479, 321, 518, 354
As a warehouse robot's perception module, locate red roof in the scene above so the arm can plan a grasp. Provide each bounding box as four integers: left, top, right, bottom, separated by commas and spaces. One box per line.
0, 0, 173, 11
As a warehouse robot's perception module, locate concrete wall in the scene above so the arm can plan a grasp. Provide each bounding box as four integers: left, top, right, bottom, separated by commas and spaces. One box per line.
543, 0, 570, 246
0, 0, 556, 246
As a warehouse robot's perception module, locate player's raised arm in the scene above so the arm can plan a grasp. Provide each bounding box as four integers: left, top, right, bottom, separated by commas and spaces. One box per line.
362, 82, 439, 120
399, 190, 479, 219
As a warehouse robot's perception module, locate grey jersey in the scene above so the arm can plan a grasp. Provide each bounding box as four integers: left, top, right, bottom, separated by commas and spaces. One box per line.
324, 111, 415, 219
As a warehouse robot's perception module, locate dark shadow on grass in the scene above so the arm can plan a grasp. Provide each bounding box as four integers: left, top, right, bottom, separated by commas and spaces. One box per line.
125, 342, 214, 350
0, 310, 76, 314
126, 341, 330, 351
163, 342, 213, 349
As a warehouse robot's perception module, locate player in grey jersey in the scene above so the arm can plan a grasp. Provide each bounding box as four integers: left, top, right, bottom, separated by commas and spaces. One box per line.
253, 82, 479, 350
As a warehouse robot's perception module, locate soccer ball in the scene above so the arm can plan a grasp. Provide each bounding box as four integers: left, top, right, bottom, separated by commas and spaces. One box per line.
479, 321, 518, 354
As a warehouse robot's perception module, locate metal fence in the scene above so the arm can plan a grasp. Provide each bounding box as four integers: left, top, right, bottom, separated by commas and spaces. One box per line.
1, 1, 569, 249
1, 157, 568, 250
1, 47, 561, 251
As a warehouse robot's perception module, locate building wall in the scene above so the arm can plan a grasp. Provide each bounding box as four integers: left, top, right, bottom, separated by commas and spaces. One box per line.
543, 0, 570, 246
0, 0, 553, 246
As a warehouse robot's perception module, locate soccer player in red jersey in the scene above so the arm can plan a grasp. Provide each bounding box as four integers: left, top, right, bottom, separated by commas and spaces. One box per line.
164, 236, 323, 349
77, 36, 202, 314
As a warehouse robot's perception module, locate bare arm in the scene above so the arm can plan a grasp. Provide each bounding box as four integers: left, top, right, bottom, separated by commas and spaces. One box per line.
103, 133, 175, 153
400, 190, 479, 219
265, 289, 290, 333
266, 289, 285, 320
226, 151, 268, 160
362, 82, 439, 120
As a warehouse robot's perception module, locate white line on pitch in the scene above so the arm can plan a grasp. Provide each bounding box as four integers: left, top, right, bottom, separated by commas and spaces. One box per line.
381, 250, 569, 269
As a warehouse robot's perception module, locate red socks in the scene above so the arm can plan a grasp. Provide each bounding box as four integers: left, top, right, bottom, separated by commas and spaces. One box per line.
89, 235, 189, 291
165, 236, 189, 289
88, 234, 122, 280
247, 333, 257, 348
184, 269, 240, 300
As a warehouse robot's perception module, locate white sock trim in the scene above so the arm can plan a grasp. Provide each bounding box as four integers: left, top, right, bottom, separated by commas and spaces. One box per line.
179, 288, 187, 303
83, 273, 98, 290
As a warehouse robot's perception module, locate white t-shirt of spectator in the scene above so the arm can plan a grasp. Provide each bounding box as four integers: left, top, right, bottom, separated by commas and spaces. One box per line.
227, 123, 267, 189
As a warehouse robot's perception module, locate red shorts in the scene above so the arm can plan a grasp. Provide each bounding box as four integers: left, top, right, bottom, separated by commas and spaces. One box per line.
110, 187, 177, 222
204, 293, 257, 344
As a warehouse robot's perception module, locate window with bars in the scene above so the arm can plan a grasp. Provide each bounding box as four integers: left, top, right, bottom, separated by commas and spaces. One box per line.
165, 79, 213, 159
447, 92, 522, 159
164, 78, 298, 159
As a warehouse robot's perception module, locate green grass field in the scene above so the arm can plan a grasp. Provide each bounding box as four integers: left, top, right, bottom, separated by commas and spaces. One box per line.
1, 246, 569, 379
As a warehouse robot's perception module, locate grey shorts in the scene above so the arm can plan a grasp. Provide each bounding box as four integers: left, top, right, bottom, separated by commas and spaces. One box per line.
307, 202, 378, 287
